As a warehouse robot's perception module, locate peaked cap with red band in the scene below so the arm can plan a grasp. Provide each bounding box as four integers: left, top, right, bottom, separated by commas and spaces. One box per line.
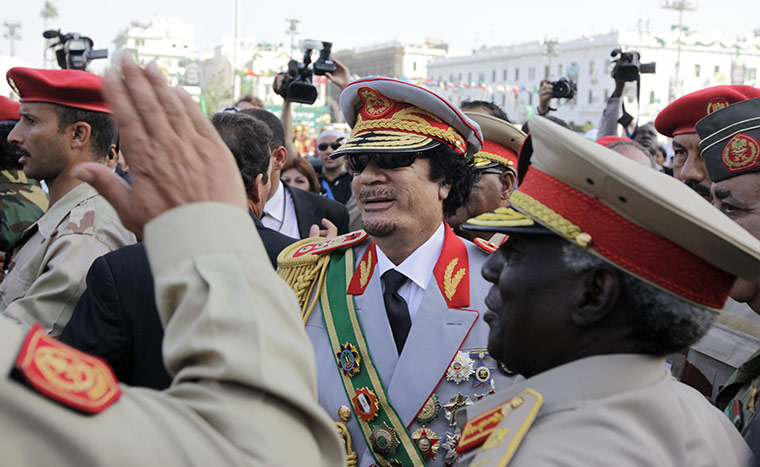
464, 116, 760, 311
333, 76, 483, 158
6, 67, 110, 114
654, 85, 760, 137
0, 96, 20, 122
466, 112, 524, 173
595, 135, 631, 147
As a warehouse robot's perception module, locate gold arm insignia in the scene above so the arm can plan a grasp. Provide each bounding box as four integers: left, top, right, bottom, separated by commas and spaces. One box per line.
444, 258, 466, 301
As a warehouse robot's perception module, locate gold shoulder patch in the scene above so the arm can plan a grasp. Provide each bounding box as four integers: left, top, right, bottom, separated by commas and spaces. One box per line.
459, 388, 543, 466
12, 323, 121, 414
277, 231, 369, 322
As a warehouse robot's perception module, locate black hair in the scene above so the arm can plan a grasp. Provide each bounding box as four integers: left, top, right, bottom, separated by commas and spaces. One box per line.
211, 112, 272, 191
239, 108, 286, 148
0, 122, 21, 171
426, 144, 478, 217
54, 105, 114, 159
460, 100, 511, 123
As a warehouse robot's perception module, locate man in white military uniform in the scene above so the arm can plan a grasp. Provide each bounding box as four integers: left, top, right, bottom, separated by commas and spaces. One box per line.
451, 116, 760, 466
278, 77, 517, 466
0, 56, 345, 466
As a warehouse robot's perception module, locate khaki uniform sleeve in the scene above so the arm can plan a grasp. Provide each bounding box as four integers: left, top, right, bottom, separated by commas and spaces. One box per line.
0, 203, 346, 466
4, 233, 113, 336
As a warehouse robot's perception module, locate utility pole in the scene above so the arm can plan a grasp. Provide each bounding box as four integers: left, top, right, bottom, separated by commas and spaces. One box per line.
662, 0, 696, 99
285, 18, 299, 59
3, 21, 21, 58
543, 38, 558, 78
233, 0, 240, 100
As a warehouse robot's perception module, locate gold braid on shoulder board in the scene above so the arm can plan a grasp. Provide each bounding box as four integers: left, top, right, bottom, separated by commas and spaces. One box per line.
277, 237, 332, 323
276, 231, 370, 323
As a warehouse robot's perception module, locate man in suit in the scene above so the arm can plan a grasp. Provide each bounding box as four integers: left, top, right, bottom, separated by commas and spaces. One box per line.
59, 111, 296, 389
454, 116, 759, 467
241, 108, 350, 238
0, 55, 344, 466
277, 77, 517, 466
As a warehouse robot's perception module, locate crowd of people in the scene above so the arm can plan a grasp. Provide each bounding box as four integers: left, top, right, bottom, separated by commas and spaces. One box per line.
0, 49, 759, 467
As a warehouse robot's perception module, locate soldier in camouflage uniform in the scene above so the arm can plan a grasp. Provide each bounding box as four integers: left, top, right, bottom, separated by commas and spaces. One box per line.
0, 96, 48, 254
0, 68, 135, 336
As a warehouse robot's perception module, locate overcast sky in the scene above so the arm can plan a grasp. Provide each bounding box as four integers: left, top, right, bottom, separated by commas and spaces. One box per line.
3, 0, 759, 72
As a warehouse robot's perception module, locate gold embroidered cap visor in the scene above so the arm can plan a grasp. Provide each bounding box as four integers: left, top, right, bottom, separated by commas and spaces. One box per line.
331, 128, 442, 156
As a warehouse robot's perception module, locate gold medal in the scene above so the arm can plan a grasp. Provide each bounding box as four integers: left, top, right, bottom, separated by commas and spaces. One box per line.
370, 422, 400, 458
352, 387, 380, 422
416, 393, 442, 425
337, 342, 361, 377
443, 392, 473, 426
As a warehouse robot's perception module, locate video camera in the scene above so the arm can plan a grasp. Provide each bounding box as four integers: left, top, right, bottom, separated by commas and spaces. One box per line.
273, 40, 336, 105
610, 48, 656, 82
43, 29, 108, 71
550, 77, 577, 99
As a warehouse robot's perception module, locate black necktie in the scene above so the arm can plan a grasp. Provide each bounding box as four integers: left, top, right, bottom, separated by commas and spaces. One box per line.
382, 270, 411, 354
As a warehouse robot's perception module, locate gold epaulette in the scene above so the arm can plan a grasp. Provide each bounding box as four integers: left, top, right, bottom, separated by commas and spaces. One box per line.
277, 231, 369, 323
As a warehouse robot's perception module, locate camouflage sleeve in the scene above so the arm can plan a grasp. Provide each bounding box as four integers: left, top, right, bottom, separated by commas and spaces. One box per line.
2, 233, 112, 337
0, 189, 46, 252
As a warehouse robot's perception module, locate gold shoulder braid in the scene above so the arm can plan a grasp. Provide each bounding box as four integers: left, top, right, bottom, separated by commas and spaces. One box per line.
276, 231, 370, 323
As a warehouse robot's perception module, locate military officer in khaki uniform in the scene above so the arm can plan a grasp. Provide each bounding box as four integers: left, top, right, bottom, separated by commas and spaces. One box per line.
449, 116, 759, 466
445, 112, 524, 245
694, 97, 760, 438
1, 67, 136, 336
0, 56, 345, 465
654, 85, 760, 400
277, 77, 517, 466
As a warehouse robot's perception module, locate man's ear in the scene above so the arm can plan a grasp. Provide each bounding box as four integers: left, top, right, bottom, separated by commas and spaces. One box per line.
272, 146, 288, 171
499, 170, 516, 200
571, 267, 620, 328
248, 173, 265, 205
69, 122, 93, 150
104, 144, 118, 169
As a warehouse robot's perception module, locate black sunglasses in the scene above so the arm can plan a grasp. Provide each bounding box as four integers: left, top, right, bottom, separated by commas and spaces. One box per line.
345, 153, 419, 175
318, 140, 344, 151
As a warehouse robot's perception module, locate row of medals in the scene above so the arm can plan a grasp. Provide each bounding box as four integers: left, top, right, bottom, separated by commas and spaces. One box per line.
338, 346, 509, 465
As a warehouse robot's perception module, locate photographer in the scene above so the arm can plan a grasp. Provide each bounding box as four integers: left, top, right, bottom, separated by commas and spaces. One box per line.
597, 50, 658, 156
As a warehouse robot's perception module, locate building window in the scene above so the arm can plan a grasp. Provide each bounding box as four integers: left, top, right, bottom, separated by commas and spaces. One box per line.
529, 93, 533, 105
604, 89, 609, 101
695, 64, 701, 77
515, 68, 520, 80
544, 65, 550, 79
503, 69, 507, 80
492, 70, 496, 82
588, 89, 593, 104
749, 68, 757, 81
413, 62, 417, 72
714, 65, 720, 74
650, 91, 656, 104
458, 73, 462, 82
558, 64, 563, 76
528, 67, 535, 80
589, 60, 595, 75
478, 72, 485, 82
468, 72, 472, 83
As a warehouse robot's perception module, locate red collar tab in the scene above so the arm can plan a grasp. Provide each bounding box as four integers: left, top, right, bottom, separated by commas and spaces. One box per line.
473, 237, 499, 254
348, 242, 378, 295
433, 224, 471, 308
13, 323, 121, 414
517, 168, 735, 309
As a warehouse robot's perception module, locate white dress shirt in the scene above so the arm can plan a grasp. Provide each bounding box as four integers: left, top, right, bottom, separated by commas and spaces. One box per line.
375, 223, 445, 323
261, 181, 300, 238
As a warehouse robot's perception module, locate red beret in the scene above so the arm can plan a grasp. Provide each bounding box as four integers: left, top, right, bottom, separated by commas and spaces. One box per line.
655, 85, 760, 137
6, 67, 110, 114
0, 96, 20, 122
595, 135, 631, 147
